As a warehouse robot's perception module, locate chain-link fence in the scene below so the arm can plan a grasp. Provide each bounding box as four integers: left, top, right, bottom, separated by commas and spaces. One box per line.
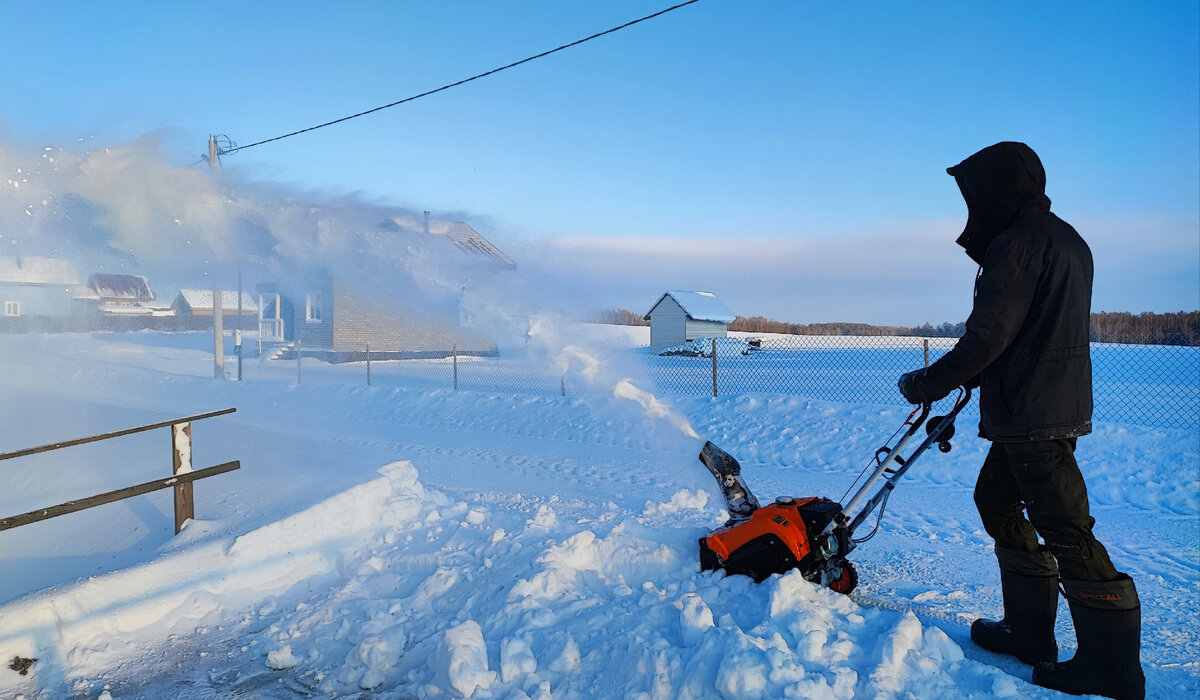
640, 334, 1199, 431
358, 350, 568, 397
261, 333, 1198, 431
1091, 340, 1199, 429
243, 347, 569, 397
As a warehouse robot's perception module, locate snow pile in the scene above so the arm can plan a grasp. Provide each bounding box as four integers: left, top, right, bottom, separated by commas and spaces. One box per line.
0, 463, 1111, 698
0, 460, 438, 681
660, 336, 754, 357
1, 469, 1004, 698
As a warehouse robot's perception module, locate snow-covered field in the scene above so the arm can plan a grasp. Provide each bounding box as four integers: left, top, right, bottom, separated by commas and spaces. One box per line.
0, 326, 1196, 699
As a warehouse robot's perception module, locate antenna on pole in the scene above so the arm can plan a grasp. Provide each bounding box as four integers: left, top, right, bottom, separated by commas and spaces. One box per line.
208, 135, 219, 170
206, 135, 235, 170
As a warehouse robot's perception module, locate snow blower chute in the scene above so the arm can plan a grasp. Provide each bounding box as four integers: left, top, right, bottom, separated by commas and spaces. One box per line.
698, 388, 971, 594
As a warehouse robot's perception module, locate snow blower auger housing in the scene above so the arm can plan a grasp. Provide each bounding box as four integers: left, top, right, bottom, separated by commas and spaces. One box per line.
698, 388, 972, 593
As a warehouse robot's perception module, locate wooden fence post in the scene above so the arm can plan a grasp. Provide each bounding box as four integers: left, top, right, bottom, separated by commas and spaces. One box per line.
0, 408, 238, 536
712, 338, 718, 397
172, 421, 193, 534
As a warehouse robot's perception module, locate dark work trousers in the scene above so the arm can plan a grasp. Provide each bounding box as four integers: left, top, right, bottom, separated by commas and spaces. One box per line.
974, 438, 1119, 582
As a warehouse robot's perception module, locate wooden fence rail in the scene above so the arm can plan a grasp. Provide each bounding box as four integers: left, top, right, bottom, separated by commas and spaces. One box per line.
0, 408, 240, 534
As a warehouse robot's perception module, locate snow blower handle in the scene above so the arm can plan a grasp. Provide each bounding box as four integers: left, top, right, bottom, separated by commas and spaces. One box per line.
820, 387, 972, 540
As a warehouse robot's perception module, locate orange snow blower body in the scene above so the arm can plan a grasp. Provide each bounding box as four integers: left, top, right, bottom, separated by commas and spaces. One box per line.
697, 388, 972, 594
698, 496, 856, 591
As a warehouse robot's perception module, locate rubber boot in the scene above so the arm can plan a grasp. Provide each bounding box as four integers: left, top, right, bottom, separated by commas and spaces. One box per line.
1032, 574, 1145, 700
970, 547, 1059, 665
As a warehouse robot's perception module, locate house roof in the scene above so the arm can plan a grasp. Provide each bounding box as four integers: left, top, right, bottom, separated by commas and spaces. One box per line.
431, 221, 516, 268
88, 273, 154, 301
73, 286, 101, 301
645, 290, 736, 323
383, 215, 516, 268
174, 289, 258, 313
0, 256, 81, 286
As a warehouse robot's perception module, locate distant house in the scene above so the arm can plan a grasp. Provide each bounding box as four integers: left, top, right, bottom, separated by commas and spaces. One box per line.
0, 256, 82, 331
88, 273, 154, 306
644, 290, 736, 353
172, 289, 258, 330
261, 216, 513, 359
80, 273, 170, 329
282, 277, 495, 358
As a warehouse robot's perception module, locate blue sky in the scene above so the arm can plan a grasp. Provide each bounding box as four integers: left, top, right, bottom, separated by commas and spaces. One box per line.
1, 1, 1197, 324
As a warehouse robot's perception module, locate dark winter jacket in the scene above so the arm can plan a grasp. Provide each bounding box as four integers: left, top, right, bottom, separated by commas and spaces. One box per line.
917, 142, 1094, 441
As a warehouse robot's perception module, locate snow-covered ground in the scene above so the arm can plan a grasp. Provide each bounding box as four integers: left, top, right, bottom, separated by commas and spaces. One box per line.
0, 327, 1196, 699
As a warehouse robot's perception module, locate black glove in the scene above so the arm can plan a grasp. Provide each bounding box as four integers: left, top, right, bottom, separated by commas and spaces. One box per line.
897, 368, 948, 405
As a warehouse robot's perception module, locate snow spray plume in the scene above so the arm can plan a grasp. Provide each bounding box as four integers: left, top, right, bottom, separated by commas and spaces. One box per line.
3, 133, 698, 447
0, 135, 512, 322
613, 378, 700, 440
521, 313, 701, 448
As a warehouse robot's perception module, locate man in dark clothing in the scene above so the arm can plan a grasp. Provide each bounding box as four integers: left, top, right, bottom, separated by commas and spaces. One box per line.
897, 142, 1144, 700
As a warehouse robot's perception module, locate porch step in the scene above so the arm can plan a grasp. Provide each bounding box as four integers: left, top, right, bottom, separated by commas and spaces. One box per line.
266, 343, 293, 361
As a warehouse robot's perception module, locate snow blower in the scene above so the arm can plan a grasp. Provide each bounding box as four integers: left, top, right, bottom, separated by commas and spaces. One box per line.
698, 387, 972, 594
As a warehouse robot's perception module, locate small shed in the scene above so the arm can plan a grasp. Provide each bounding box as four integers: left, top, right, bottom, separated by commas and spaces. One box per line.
172, 289, 258, 330
644, 290, 736, 353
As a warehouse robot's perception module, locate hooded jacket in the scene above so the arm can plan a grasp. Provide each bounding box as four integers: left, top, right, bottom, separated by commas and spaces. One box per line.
918, 142, 1093, 441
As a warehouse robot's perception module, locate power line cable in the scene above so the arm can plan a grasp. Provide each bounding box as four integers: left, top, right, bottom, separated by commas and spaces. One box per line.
221, 0, 702, 156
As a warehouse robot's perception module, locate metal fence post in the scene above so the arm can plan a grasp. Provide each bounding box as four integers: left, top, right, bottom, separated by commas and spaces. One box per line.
296, 339, 302, 384
172, 421, 193, 534
366, 342, 371, 386
561, 377, 566, 396
453, 344, 458, 390
924, 339, 930, 368
712, 338, 718, 397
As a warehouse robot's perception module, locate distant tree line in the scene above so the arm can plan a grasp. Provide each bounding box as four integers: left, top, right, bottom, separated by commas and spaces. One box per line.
1089, 311, 1200, 346
596, 308, 650, 326
729, 316, 968, 338
597, 308, 1200, 346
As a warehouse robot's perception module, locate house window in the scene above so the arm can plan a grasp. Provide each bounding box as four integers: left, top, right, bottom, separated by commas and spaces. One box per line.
3, 301, 19, 317
305, 294, 322, 322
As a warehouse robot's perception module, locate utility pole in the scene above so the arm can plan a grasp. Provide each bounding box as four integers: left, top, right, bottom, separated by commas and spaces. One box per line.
213, 286, 224, 379
208, 135, 219, 171
209, 135, 223, 379
237, 266, 243, 381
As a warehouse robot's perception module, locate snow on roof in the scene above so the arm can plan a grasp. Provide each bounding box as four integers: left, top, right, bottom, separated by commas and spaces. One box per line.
98, 304, 156, 315
384, 215, 516, 268
645, 290, 736, 323
89, 273, 154, 302
175, 289, 258, 313
430, 221, 516, 268
73, 285, 100, 301
0, 256, 81, 286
